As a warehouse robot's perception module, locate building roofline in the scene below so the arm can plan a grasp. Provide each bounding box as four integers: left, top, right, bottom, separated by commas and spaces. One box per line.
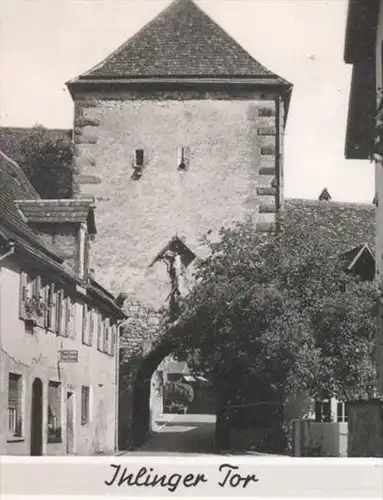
67, 77, 293, 118
285, 198, 374, 210
67, 76, 292, 89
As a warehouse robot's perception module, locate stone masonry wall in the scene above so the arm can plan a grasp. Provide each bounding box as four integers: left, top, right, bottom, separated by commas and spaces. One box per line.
32, 223, 79, 275
72, 88, 284, 310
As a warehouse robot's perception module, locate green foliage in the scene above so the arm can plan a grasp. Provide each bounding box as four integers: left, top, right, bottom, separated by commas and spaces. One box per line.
163, 381, 194, 406
167, 216, 379, 407
13, 125, 74, 198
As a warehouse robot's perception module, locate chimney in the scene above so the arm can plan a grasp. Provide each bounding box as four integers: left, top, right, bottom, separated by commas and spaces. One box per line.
15, 198, 96, 281
318, 188, 331, 201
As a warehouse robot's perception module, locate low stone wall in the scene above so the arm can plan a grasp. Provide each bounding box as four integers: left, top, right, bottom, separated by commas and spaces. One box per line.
292, 420, 348, 457
347, 399, 383, 457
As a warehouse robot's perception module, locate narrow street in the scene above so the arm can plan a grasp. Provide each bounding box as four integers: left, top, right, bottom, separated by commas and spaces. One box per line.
120, 414, 287, 456
122, 414, 217, 456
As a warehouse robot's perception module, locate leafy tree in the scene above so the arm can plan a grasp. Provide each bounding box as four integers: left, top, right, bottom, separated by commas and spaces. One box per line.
163, 381, 194, 406
166, 216, 378, 421
12, 125, 74, 198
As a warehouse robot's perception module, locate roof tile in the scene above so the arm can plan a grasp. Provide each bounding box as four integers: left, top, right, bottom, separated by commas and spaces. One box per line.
77, 0, 289, 83
284, 198, 375, 254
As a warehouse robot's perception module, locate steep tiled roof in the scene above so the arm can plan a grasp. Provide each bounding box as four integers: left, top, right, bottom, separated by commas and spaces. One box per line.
284, 198, 375, 254
0, 151, 60, 260
16, 199, 97, 234
0, 150, 124, 318
74, 0, 289, 84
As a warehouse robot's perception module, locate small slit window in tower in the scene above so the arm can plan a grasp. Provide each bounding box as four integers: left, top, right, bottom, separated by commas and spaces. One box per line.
178, 147, 190, 171
132, 149, 145, 180
135, 149, 144, 167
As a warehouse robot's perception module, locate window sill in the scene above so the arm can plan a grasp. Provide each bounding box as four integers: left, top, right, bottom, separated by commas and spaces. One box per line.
7, 436, 25, 443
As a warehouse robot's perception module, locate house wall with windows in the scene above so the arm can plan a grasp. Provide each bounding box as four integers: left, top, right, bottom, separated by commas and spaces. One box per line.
0, 256, 119, 456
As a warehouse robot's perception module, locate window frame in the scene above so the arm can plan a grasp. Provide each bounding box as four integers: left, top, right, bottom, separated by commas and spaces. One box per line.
55, 289, 64, 336
314, 398, 332, 423
134, 149, 144, 167
97, 313, 104, 352
81, 386, 90, 426
336, 401, 349, 423
47, 381, 62, 443
177, 146, 190, 170
7, 373, 23, 440
82, 303, 90, 345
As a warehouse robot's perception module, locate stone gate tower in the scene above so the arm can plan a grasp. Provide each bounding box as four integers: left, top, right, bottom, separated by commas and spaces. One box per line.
67, 0, 292, 310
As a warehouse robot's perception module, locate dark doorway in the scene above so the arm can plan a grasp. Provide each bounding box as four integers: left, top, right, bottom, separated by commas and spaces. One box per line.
130, 343, 172, 449
132, 371, 151, 448
30, 378, 43, 456
66, 392, 75, 454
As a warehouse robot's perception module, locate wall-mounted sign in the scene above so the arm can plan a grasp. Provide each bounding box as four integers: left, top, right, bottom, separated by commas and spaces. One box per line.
59, 350, 78, 363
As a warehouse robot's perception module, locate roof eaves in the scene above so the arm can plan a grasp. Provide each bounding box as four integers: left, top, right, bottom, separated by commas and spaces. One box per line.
285, 198, 375, 210
15, 198, 97, 235
88, 279, 127, 318
1, 218, 63, 263
72, 0, 182, 82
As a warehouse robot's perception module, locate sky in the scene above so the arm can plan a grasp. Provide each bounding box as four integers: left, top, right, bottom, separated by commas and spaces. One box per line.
0, 0, 374, 203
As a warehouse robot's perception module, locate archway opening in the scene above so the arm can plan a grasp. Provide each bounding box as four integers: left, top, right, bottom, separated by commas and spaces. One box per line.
130, 344, 217, 453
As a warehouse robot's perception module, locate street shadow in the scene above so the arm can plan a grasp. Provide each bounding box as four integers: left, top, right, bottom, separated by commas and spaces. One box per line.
139, 421, 216, 453
155, 418, 215, 428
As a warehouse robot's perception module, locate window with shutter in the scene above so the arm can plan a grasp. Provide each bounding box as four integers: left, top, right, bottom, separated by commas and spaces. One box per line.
70, 299, 76, 339
47, 381, 62, 443
81, 386, 90, 426
104, 318, 110, 354
89, 308, 95, 346
63, 296, 70, 337
97, 314, 103, 352
35, 277, 45, 328
19, 272, 28, 319
55, 290, 63, 335
45, 283, 55, 330
82, 304, 90, 345
32, 276, 41, 297
110, 324, 117, 357
8, 373, 23, 437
